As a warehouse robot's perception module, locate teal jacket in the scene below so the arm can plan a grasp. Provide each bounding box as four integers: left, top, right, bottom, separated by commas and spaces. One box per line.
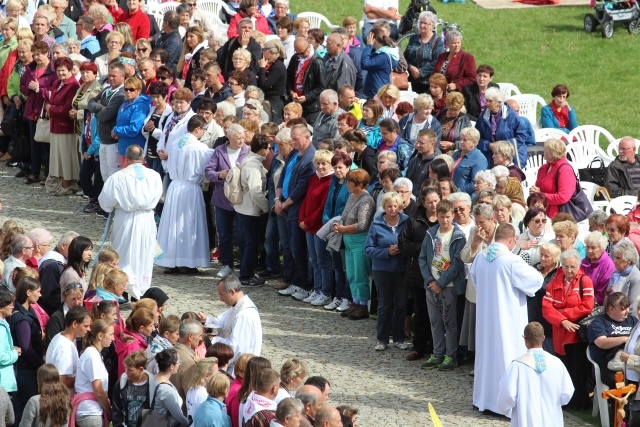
0, 318, 19, 392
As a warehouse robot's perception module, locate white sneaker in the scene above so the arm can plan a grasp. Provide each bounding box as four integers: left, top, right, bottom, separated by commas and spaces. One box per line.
323, 297, 341, 310
311, 294, 332, 306
336, 298, 352, 312
303, 291, 320, 303
278, 285, 298, 296
292, 288, 310, 301
217, 265, 233, 278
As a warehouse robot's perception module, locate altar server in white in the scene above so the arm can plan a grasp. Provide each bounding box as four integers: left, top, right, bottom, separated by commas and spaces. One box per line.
470, 223, 543, 414
497, 322, 574, 426
98, 145, 163, 298
155, 115, 214, 273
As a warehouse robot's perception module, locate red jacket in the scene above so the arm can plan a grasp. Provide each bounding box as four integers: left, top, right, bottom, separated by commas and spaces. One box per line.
298, 172, 333, 234
227, 11, 271, 38
44, 76, 80, 134
542, 269, 594, 355
434, 50, 476, 91
534, 157, 576, 219
117, 9, 150, 42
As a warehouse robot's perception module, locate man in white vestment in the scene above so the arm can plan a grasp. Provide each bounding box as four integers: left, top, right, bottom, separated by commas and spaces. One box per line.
470, 223, 543, 414
497, 322, 574, 426
200, 275, 262, 376
155, 115, 214, 273
98, 145, 163, 298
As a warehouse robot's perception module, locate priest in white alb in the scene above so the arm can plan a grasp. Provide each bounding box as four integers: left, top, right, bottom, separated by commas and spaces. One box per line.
155, 115, 214, 273
99, 145, 163, 298
200, 275, 262, 376
497, 322, 574, 427
470, 223, 543, 415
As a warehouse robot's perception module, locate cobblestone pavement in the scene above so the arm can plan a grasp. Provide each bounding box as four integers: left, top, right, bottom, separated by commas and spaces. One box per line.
0, 166, 594, 426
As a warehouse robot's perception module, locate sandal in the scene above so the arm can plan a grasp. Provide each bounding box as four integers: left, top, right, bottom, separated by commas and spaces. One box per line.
24, 175, 39, 184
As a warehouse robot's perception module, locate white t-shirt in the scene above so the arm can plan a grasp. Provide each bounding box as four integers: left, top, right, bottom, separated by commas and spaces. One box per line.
227, 146, 241, 168
364, 0, 399, 23
75, 346, 109, 416
186, 386, 208, 420
431, 228, 454, 286
45, 333, 79, 379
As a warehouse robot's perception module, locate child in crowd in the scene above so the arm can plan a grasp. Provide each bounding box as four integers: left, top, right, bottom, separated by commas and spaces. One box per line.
205, 343, 234, 379
146, 315, 181, 374
185, 357, 219, 420
192, 373, 231, 427
86, 262, 116, 302
112, 351, 157, 427
419, 199, 467, 371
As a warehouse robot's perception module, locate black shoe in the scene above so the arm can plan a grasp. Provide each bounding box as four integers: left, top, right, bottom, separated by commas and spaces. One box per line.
83, 203, 100, 213
15, 170, 26, 178
96, 210, 108, 220
179, 267, 199, 274
163, 267, 180, 274
241, 275, 265, 287
258, 270, 281, 280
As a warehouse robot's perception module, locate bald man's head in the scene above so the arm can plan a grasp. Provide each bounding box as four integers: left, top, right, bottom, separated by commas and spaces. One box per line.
506, 99, 520, 115
294, 37, 310, 58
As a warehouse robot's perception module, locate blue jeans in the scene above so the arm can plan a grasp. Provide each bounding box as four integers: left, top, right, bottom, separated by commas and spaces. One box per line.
264, 211, 282, 274
276, 213, 295, 284
285, 210, 311, 290
373, 270, 408, 344
215, 206, 236, 268
331, 249, 351, 300
236, 212, 260, 279
307, 233, 333, 296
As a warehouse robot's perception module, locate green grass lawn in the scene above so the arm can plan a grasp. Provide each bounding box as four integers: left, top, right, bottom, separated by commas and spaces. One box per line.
290, 0, 640, 140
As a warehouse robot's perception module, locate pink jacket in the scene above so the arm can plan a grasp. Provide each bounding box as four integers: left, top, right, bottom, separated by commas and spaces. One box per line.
115, 329, 148, 376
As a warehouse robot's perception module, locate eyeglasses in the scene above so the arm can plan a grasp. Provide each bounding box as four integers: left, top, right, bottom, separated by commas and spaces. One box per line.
453, 207, 467, 213
533, 218, 547, 224
607, 228, 620, 233
620, 147, 635, 152
228, 81, 240, 86
65, 283, 83, 291
22, 246, 35, 250
124, 87, 137, 92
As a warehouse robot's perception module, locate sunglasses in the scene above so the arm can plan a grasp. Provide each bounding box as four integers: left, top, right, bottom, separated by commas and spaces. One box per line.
137, 47, 148, 53
158, 75, 170, 81
66, 282, 83, 291
533, 218, 547, 224
124, 87, 137, 92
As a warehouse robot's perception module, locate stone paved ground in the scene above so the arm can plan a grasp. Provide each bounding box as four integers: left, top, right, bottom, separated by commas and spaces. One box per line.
0, 166, 594, 426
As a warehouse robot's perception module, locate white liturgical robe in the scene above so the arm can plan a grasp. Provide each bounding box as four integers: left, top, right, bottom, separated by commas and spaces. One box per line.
497, 348, 574, 426
470, 242, 543, 414
98, 163, 163, 298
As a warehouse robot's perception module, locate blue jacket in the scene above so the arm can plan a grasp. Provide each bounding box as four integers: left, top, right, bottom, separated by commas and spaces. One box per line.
365, 212, 408, 272
377, 136, 413, 171
193, 396, 231, 427
113, 94, 151, 156
277, 145, 317, 218
404, 33, 445, 86
398, 113, 442, 144
80, 35, 101, 60
358, 120, 381, 149
518, 115, 536, 147
451, 148, 488, 198
418, 224, 467, 295
322, 175, 350, 224
347, 45, 367, 99
540, 103, 578, 134
0, 319, 18, 392
475, 104, 528, 168
361, 45, 398, 99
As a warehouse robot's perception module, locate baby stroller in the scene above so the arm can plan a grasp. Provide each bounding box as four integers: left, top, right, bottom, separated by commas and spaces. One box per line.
584, 0, 640, 38
398, 0, 437, 35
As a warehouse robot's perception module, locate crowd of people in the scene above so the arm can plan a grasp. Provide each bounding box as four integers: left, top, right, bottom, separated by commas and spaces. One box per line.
2, 0, 640, 424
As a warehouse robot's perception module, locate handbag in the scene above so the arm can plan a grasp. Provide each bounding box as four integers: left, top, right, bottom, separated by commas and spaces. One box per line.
140, 383, 180, 427
387, 55, 409, 90
576, 275, 604, 342
33, 104, 50, 143
578, 157, 606, 187
555, 163, 593, 222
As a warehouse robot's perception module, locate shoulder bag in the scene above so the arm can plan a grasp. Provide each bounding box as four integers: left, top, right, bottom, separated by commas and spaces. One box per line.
578, 157, 606, 187
554, 163, 593, 222
139, 383, 181, 427
388, 55, 409, 90
34, 103, 50, 143
577, 276, 604, 342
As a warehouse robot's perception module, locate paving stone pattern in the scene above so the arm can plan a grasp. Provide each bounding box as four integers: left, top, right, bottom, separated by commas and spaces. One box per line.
0, 166, 593, 426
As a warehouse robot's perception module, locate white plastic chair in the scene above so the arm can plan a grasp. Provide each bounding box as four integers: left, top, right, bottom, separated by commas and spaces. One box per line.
524, 152, 545, 171
522, 166, 539, 188
496, 82, 521, 98
399, 90, 418, 105
567, 125, 616, 150
534, 128, 569, 144
606, 138, 640, 159
297, 12, 338, 30
197, 0, 236, 19
586, 347, 610, 427
565, 142, 613, 168
508, 94, 546, 130
604, 196, 637, 215
158, 1, 180, 15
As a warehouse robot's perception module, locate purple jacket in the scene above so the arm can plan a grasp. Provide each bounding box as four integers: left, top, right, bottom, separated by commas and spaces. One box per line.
204, 142, 250, 211
20, 61, 57, 122
581, 251, 616, 305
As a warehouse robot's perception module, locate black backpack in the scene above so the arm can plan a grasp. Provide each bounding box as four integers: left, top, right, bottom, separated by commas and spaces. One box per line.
398, 0, 437, 35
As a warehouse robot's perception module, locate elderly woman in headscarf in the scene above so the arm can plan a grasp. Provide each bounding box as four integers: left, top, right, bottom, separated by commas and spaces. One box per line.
257, 38, 287, 124
581, 231, 616, 306
491, 165, 525, 222
475, 87, 528, 169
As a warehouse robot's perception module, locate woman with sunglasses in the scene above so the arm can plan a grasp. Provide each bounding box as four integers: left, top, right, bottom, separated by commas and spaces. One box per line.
518, 207, 555, 267
135, 39, 152, 62
59, 236, 93, 297
112, 77, 151, 164
157, 65, 178, 101
45, 282, 85, 345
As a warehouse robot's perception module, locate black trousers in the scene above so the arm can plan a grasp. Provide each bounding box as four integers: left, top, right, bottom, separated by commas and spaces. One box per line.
559, 341, 591, 410
411, 286, 432, 354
